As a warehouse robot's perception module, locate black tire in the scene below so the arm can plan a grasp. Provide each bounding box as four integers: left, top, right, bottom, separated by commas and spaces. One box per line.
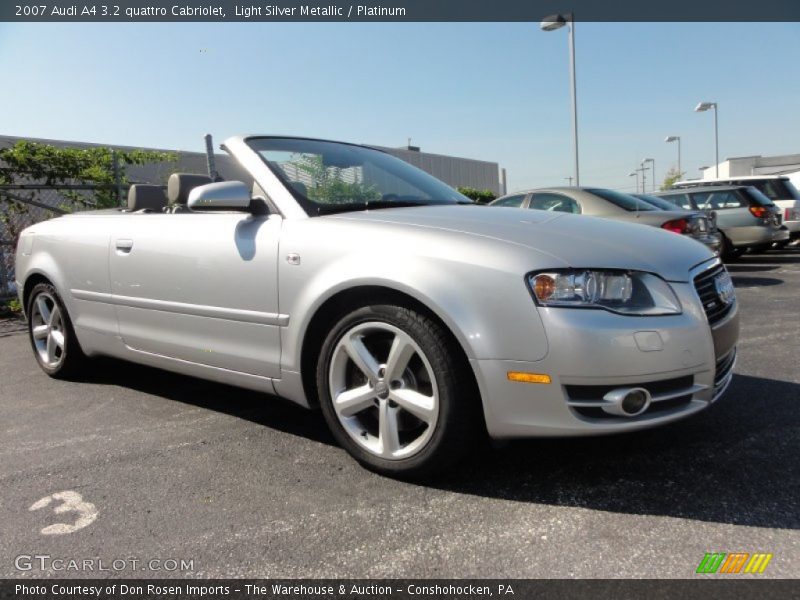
720, 235, 743, 262
748, 244, 772, 254
316, 304, 480, 478
773, 240, 789, 250
26, 282, 88, 379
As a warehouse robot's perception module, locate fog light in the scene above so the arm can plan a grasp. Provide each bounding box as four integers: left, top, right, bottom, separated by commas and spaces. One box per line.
621, 389, 649, 415
601, 387, 651, 417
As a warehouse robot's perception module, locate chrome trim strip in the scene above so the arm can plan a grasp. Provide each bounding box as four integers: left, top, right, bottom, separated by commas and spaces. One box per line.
689, 256, 722, 280
712, 370, 734, 402
651, 383, 709, 403
567, 383, 708, 407
71, 289, 290, 326
712, 349, 737, 402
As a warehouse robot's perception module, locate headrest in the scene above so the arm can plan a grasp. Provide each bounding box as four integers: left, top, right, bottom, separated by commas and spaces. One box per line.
290, 181, 308, 197
127, 184, 167, 212
167, 173, 213, 205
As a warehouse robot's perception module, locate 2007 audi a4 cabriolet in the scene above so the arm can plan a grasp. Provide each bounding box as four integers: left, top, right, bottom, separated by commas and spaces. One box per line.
15, 136, 740, 476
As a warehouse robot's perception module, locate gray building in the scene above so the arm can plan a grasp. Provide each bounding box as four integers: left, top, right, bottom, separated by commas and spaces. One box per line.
0, 135, 505, 195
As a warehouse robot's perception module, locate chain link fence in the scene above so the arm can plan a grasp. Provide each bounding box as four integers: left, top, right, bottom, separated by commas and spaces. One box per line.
0, 183, 129, 298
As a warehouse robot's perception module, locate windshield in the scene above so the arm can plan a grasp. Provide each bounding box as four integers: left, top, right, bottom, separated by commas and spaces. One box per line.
246, 137, 472, 215
586, 188, 657, 211
743, 186, 776, 207
634, 194, 684, 211
733, 178, 800, 201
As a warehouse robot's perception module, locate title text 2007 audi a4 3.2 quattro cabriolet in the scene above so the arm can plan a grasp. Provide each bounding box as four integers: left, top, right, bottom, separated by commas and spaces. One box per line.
15, 136, 740, 476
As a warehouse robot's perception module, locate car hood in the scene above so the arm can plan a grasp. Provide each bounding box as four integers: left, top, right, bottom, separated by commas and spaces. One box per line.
330, 205, 714, 282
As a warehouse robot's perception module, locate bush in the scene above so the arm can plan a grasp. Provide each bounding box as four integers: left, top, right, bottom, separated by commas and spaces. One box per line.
457, 187, 497, 204
1, 298, 22, 317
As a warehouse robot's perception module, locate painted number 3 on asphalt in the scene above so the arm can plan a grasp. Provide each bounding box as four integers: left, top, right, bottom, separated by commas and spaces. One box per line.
29, 491, 98, 535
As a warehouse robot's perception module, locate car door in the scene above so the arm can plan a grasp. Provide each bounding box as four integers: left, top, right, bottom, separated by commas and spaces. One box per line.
109, 211, 283, 378
691, 191, 750, 236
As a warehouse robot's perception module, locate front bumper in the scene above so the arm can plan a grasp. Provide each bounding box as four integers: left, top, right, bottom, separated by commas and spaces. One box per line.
473, 262, 739, 438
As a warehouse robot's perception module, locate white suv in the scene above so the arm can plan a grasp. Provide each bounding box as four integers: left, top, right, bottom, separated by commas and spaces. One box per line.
674, 175, 800, 246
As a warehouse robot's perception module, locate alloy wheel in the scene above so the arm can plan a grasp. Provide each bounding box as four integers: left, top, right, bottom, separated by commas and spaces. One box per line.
328, 321, 439, 460
30, 292, 66, 368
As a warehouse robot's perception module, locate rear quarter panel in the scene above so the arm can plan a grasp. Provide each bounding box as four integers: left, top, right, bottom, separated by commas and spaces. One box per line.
18, 214, 117, 344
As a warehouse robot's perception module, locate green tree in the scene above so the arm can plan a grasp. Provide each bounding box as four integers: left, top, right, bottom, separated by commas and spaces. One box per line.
288, 154, 380, 204
0, 141, 177, 242
660, 166, 683, 191
0, 141, 177, 207
457, 187, 496, 204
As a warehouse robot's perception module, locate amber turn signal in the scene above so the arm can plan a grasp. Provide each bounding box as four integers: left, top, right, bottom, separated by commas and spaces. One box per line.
507, 371, 552, 384
531, 274, 556, 301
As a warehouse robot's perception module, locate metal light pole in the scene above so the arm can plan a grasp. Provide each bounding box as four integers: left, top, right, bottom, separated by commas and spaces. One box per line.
628, 171, 638, 193
695, 102, 719, 178
642, 158, 655, 192
541, 14, 579, 186
636, 165, 649, 193
665, 135, 681, 179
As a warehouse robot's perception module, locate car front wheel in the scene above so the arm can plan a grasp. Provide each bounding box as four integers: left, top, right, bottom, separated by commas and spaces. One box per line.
316, 304, 479, 478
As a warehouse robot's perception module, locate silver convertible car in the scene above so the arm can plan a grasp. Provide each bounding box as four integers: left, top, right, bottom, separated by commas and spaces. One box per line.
15, 136, 740, 477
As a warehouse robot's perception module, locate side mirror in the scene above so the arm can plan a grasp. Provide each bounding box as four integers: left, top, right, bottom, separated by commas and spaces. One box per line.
188, 181, 251, 211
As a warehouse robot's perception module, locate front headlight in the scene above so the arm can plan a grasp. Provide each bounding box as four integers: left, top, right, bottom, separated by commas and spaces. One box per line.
527, 269, 682, 316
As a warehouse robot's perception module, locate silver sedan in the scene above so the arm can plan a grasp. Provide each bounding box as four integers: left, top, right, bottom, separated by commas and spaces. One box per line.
15, 136, 739, 477
491, 186, 721, 253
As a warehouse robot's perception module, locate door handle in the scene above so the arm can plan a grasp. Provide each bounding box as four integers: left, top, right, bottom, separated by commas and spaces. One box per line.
115, 239, 134, 254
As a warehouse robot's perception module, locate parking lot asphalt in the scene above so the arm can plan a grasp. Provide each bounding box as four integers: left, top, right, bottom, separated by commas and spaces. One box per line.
1, 248, 799, 579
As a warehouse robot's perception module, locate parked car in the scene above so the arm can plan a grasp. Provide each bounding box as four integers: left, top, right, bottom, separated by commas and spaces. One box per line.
15, 136, 739, 477
633, 192, 720, 246
655, 185, 789, 259
490, 187, 721, 253
673, 175, 800, 246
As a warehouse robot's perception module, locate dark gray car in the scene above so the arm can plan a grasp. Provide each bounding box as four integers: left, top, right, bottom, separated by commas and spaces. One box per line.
490, 187, 721, 253
655, 185, 789, 259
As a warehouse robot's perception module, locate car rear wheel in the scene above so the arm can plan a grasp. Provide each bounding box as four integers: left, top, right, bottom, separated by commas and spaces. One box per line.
27, 283, 88, 378
720, 235, 743, 261
316, 304, 478, 478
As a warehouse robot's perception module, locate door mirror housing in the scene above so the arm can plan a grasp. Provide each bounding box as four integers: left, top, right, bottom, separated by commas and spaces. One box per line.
188, 181, 251, 211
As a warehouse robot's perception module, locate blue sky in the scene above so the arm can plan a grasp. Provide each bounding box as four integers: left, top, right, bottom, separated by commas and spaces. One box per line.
1, 22, 798, 192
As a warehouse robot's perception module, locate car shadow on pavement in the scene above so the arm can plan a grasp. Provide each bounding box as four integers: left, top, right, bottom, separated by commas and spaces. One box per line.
432, 373, 800, 531
732, 247, 800, 265
731, 276, 783, 287
79, 360, 798, 530
724, 264, 779, 273
83, 357, 337, 446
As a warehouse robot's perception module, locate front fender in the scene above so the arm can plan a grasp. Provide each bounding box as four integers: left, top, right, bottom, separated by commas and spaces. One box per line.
279, 250, 550, 375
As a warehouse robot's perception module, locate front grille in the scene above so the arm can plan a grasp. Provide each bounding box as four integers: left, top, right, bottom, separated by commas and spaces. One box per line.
714, 349, 736, 390
694, 263, 734, 326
